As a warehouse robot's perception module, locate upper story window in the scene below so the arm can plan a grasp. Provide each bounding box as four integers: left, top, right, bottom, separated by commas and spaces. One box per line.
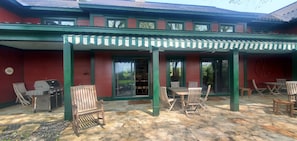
194, 23, 210, 32
138, 21, 155, 29
167, 22, 183, 31
107, 19, 126, 28
220, 25, 234, 32
43, 18, 75, 26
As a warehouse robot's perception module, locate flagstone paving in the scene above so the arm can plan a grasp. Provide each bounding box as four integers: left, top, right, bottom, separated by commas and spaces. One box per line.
1, 94, 297, 141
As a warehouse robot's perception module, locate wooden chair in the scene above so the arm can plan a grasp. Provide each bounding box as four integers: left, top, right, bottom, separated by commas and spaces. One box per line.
286, 81, 297, 108
185, 87, 202, 116
276, 78, 287, 92
170, 81, 180, 88
188, 81, 198, 88
12, 82, 31, 106
199, 85, 211, 110
71, 85, 105, 136
160, 87, 177, 111
252, 79, 266, 95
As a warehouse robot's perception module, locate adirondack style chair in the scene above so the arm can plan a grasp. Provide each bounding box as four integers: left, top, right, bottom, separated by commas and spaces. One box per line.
71, 85, 105, 135
185, 87, 202, 116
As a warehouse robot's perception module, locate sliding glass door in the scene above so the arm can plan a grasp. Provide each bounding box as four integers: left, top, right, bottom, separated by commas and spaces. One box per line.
201, 58, 229, 94
114, 58, 149, 97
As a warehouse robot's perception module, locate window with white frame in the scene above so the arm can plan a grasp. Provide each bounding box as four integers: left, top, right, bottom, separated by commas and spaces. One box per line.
139, 21, 155, 29
107, 19, 126, 28
194, 24, 210, 32
220, 25, 234, 32
167, 22, 183, 30
43, 18, 75, 26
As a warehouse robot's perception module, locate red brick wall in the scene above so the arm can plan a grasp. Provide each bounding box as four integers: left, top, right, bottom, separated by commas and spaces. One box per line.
0, 47, 24, 103
93, 16, 105, 27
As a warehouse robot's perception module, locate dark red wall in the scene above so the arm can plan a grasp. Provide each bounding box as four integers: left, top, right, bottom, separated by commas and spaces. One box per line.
93, 16, 105, 27
23, 51, 64, 90
185, 21, 193, 31
157, 20, 166, 30
94, 52, 113, 97
128, 18, 137, 28
0, 7, 21, 23
185, 54, 200, 86
247, 54, 291, 88
159, 53, 167, 86
0, 47, 24, 103
74, 52, 91, 85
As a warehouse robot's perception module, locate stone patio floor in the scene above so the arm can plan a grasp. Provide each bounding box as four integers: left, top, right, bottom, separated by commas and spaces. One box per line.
1, 94, 297, 141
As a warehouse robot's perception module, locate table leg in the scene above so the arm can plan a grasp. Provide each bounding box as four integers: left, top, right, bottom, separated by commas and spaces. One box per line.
180, 95, 185, 110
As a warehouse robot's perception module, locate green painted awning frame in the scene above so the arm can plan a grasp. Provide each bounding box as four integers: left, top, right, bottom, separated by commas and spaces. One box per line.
64, 34, 297, 53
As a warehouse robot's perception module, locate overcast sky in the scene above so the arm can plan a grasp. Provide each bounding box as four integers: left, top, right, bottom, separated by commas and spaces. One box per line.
147, 0, 296, 13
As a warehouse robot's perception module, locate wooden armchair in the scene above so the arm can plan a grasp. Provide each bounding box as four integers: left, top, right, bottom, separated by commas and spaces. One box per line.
71, 85, 105, 135
185, 87, 202, 116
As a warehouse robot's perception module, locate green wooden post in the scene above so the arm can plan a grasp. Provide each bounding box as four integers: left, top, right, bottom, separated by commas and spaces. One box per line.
292, 51, 297, 81
63, 42, 74, 121
230, 49, 239, 111
152, 47, 160, 116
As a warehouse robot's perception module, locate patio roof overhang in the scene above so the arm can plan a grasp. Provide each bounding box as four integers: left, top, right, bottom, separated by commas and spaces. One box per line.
64, 34, 297, 53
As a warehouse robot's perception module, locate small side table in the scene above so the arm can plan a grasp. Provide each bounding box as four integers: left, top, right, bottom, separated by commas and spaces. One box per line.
240, 88, 252, 97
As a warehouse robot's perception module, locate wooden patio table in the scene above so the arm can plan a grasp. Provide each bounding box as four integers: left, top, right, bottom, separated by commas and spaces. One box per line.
167, 87, 189, 110
264, 82, 283, 95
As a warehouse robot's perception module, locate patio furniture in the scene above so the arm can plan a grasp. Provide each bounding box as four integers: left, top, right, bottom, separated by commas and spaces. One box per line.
160, 87, 177, 111
167, 87, 188, 109
264, 82, 283, 95
71, 85, 105, 136
185, 87, 202, 116
240, 87, 252, 97
286, 81, 297, 109
272, 98, 294, 117
170, 81, 180, 88
252, 79, 267, 95
188, 81, 198, 88
26, 79, 63, 112
12, 82, 31, 106
276, 78, 287, 92
200, 85, 211, 110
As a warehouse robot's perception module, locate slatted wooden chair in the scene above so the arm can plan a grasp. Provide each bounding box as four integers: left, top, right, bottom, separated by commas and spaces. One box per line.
71, 85, 105, 136
160, 87, 177, 111
185, 87, 202, 116
199, 85, 211, 110
252, 79, 266, 95
188, 81, 198, 88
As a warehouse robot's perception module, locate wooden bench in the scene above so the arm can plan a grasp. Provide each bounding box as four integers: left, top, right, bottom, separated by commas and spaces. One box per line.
71, 85, 105, 136
240, 87, 252, 97
273, 98, 294, 117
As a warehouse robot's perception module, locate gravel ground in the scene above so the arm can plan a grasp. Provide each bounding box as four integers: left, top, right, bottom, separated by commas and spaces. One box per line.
0, 120, 70, 141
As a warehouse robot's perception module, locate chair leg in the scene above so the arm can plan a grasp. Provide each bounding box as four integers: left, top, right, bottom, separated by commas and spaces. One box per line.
168, 99, 177, 111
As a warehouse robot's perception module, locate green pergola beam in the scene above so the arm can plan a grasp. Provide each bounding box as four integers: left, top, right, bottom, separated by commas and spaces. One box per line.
152, 47, 160, 116
230, 49, 239, 111
63, 42, 74, 121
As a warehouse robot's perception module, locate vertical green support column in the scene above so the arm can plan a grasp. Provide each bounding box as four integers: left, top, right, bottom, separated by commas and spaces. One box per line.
90, 51, 95, 85
152, 47, 160, 116
230, 49, 239, 111
63, 42, 74, 121
292, 51, 297, 81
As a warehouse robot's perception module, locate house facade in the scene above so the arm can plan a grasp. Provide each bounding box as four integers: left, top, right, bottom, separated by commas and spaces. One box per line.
1, 0, 297, 120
